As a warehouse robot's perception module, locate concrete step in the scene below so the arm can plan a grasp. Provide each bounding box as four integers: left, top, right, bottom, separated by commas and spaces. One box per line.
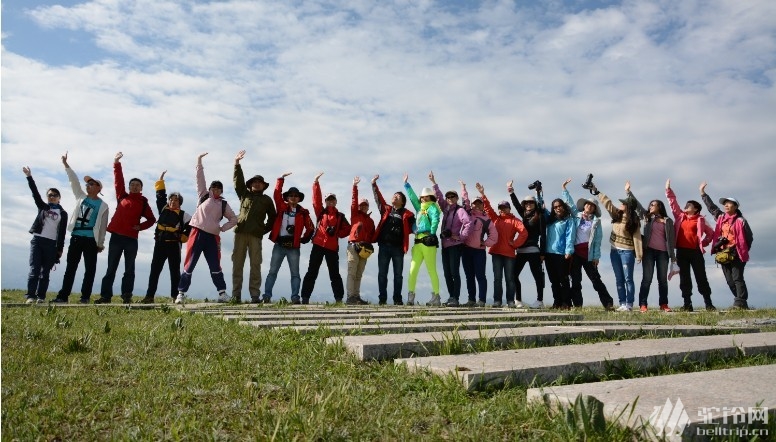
287, 321, 635, 335
237, 312, 583, 328
395, 331, 776, 391
333, 325, 760, 361
527, 364, 776, 440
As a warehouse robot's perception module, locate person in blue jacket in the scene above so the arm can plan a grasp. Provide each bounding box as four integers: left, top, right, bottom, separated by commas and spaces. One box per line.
542, 183, 576, 309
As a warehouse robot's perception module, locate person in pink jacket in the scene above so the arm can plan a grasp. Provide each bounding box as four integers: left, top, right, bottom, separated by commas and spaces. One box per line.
700, 182, 754, 309
666, 179, 715, 311
176, 153, 238, 304
461, 181, 498, 307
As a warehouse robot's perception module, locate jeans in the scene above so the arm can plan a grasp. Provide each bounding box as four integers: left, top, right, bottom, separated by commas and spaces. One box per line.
676, 247, 712, 305
377, 243, 404, 303
264, 243, 301, 301
27, 236, 58, 300
491, 254, 515, 303
545, 253, 571, 308
232, 232, 263, 299
514, 252, 545, 302
301, 244, 345, 301
610, 248, 636, 306
146, 241, 182, 298
100, 233, 139, 299
57, 235, 98, 301
441, 244, 464, 301
638, 247, 669, 306
570, 255, 613, 308
461, 246, 487, 303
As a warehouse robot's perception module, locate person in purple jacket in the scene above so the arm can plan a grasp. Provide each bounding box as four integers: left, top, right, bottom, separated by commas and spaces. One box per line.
176, 153, 238, 305
460, 181, 498, 307
428, 171, 471, 307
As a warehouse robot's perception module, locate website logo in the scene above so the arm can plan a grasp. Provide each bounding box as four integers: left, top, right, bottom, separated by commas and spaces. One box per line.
647, 398, 691, 438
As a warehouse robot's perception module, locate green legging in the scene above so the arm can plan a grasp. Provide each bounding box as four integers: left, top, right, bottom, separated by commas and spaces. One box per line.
408, 242, 440, 293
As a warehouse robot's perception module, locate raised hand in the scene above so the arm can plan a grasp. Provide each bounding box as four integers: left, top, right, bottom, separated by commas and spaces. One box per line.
159, 170, 167, 180
475, 182, 485, 195
562, 178, 572, 189
372, 174, 379, 184
459, 180, 466, 189
61, 151, 69, 166
197, 152, 208, 165
114, 152, 123, 163
235, 150, 246, 164
665, 179, 671, 190
281, 172, 293, 178
699, 181, 707, 194
353, 176, 361, 186
625, 180, 631, 193
428, 171, 436, 184
403, 173, 408, 184
314, 172, 324, 182
22, 166, 31, 177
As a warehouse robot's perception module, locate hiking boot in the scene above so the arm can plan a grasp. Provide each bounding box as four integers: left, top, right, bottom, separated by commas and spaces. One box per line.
426, 293, 441, 307
174, 293, 185, 305
50, 298, 68, 304
492, 301, 503, 308
476, 301, 486, 307
140, 296, 155, 304
79, 298, 90, 304
443, 298, 459, 307
346, 296, 368, 305
604, 304, 616, 312
514, 300, 526, 308
378, 300, 387, 305
393, 300, 403, 306
463, 300, 477, 307
94, 297, 111, 304
120, 294, 133, 304
291, 296, 301, 305
407, 292, 415, 306
680, 304, 693, 312
250, 296, 261, 304
507, 301, 516, 308
529, 300, 544, 309
301, 298, 310, 305
705, 305, 717, 312
334, 298, 344, 305
217, 291, 229, 303
659, 304, 673, 312
262, 296, 272, 304
639, 305, 648, 313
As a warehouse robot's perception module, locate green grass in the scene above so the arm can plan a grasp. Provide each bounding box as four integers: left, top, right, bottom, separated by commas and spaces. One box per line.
3, 289, 774, 441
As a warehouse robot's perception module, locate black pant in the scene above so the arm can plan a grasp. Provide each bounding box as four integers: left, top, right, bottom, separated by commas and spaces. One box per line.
301, 244, 345, 301
570, 254, 613, 308
58, 235, 98, 301
146, 241, 182, 298
441, 244, 463, 301
100, 233, 139, 299
676, 247, 712, 305
721, 259, 748, 307
545, 253, 571, 308
514, 252, 544, 302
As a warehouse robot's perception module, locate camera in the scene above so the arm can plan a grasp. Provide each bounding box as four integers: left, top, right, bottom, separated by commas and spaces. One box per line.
581, 173, 598, 195
528, 180, 542, 192
440, 229, 452, 239
712, 236, 729, 253
286, 225, 295, 235
326, 225, 336, 236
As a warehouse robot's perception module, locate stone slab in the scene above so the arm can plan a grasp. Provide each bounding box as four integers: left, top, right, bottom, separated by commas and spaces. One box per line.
395, 332, 776, 391
237, 312, 582, 328
527, 364, 776, 441
283, 321, 635, 335
333, 325, 760, 361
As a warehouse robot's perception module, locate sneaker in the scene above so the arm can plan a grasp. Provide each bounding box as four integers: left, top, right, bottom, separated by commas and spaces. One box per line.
476, 301, 486, 307
51, 298, 67, 304
36, 298, 45, 304
492, 301, 503, 308
250, 297, 261, 304
529, 300, 544, 309
514, 301, 526, 308
705, 305, 717, 312
174, 293, 185, 305
616, 304, 629, 312
507, 301, 516, 308
120, 294, 133, 304
25, 298, 35, 304
79, 298, 90, 304
407, 292, 415, 306
393, 300, 403, 306
426, 293, 441, 307
443, 298, 459, 307
346, 296, 369, 305
680, 304, 694, 312
659, 304, 673, 312
301, 298, 310, 305
378, 300, 387, 305
94, 297, 111, 304
291, 296, 301, 305
262, 297, 272, 304
639, 305, 648, 313
140, 296, 155, 304
604, 304, 616, 312
217, 291, 229, 303
334, 298, 344, 305
463, 300, 477, 307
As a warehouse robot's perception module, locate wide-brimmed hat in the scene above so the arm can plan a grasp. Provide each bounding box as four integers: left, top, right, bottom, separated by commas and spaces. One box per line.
420, 187, 435, 197
497, 200, 511, 209
521, 195, 537, 205
246, 175, 269, 191
83, 175, 104, 195
283, 186, 305, 202
576, 198, 601, 217
719, 197, 740, 207
444, 190, 458, 199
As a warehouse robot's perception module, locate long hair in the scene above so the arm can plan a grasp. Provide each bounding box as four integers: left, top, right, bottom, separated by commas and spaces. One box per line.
645, 199, 668, 222
548, 198, 570, 222
612, 203, 640, 236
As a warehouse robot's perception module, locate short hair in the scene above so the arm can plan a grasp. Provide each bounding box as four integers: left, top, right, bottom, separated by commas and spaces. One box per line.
394, 192, 407, 208
47, 188, 61, 197
686, 200, 702, 213
129, 178, 143, 188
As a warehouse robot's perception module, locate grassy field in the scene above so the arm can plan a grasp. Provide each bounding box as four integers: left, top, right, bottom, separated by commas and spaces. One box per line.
2, 289, 775, 441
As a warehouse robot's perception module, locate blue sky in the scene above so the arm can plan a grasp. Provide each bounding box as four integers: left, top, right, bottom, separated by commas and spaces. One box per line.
2, 0, 775, 307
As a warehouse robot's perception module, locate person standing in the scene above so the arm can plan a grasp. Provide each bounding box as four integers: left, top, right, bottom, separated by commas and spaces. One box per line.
264, 173, 315, 304
475, 182, 528, 308
371, 175, 415, 305
429, 171, 471, 307
300, 173, 351, 304
22, 166, 68, 303
175, 153, 238, 304
542, 192, 576, 310
404, 174, 442, 306
700, 181, 753, 310
232, 150, 277, 303
666, 179, 715, 311
96, 152, 156, 304
508, 180, 546, 309
461, 181, 498, 307
592, 182, 642, 312
142, 170, 191, 303
345, 176, 376, 305
561, 178, 614, 311
627, 184, 676, 312
53, 152, 109, 304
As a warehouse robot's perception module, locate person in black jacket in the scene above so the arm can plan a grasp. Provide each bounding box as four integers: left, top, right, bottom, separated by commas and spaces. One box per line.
508, 180, 546, 309
141, 170, 192, 303
23, 166, 68, 303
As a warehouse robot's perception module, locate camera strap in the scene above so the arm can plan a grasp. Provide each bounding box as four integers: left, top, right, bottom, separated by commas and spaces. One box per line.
444, 205, 460, 232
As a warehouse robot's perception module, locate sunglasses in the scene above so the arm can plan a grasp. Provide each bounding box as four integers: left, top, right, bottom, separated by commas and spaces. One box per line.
47, 193, 60, 198
85, 182, 98, 187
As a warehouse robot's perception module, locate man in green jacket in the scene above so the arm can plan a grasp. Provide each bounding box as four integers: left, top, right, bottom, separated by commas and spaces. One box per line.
232, 150, 277, 303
